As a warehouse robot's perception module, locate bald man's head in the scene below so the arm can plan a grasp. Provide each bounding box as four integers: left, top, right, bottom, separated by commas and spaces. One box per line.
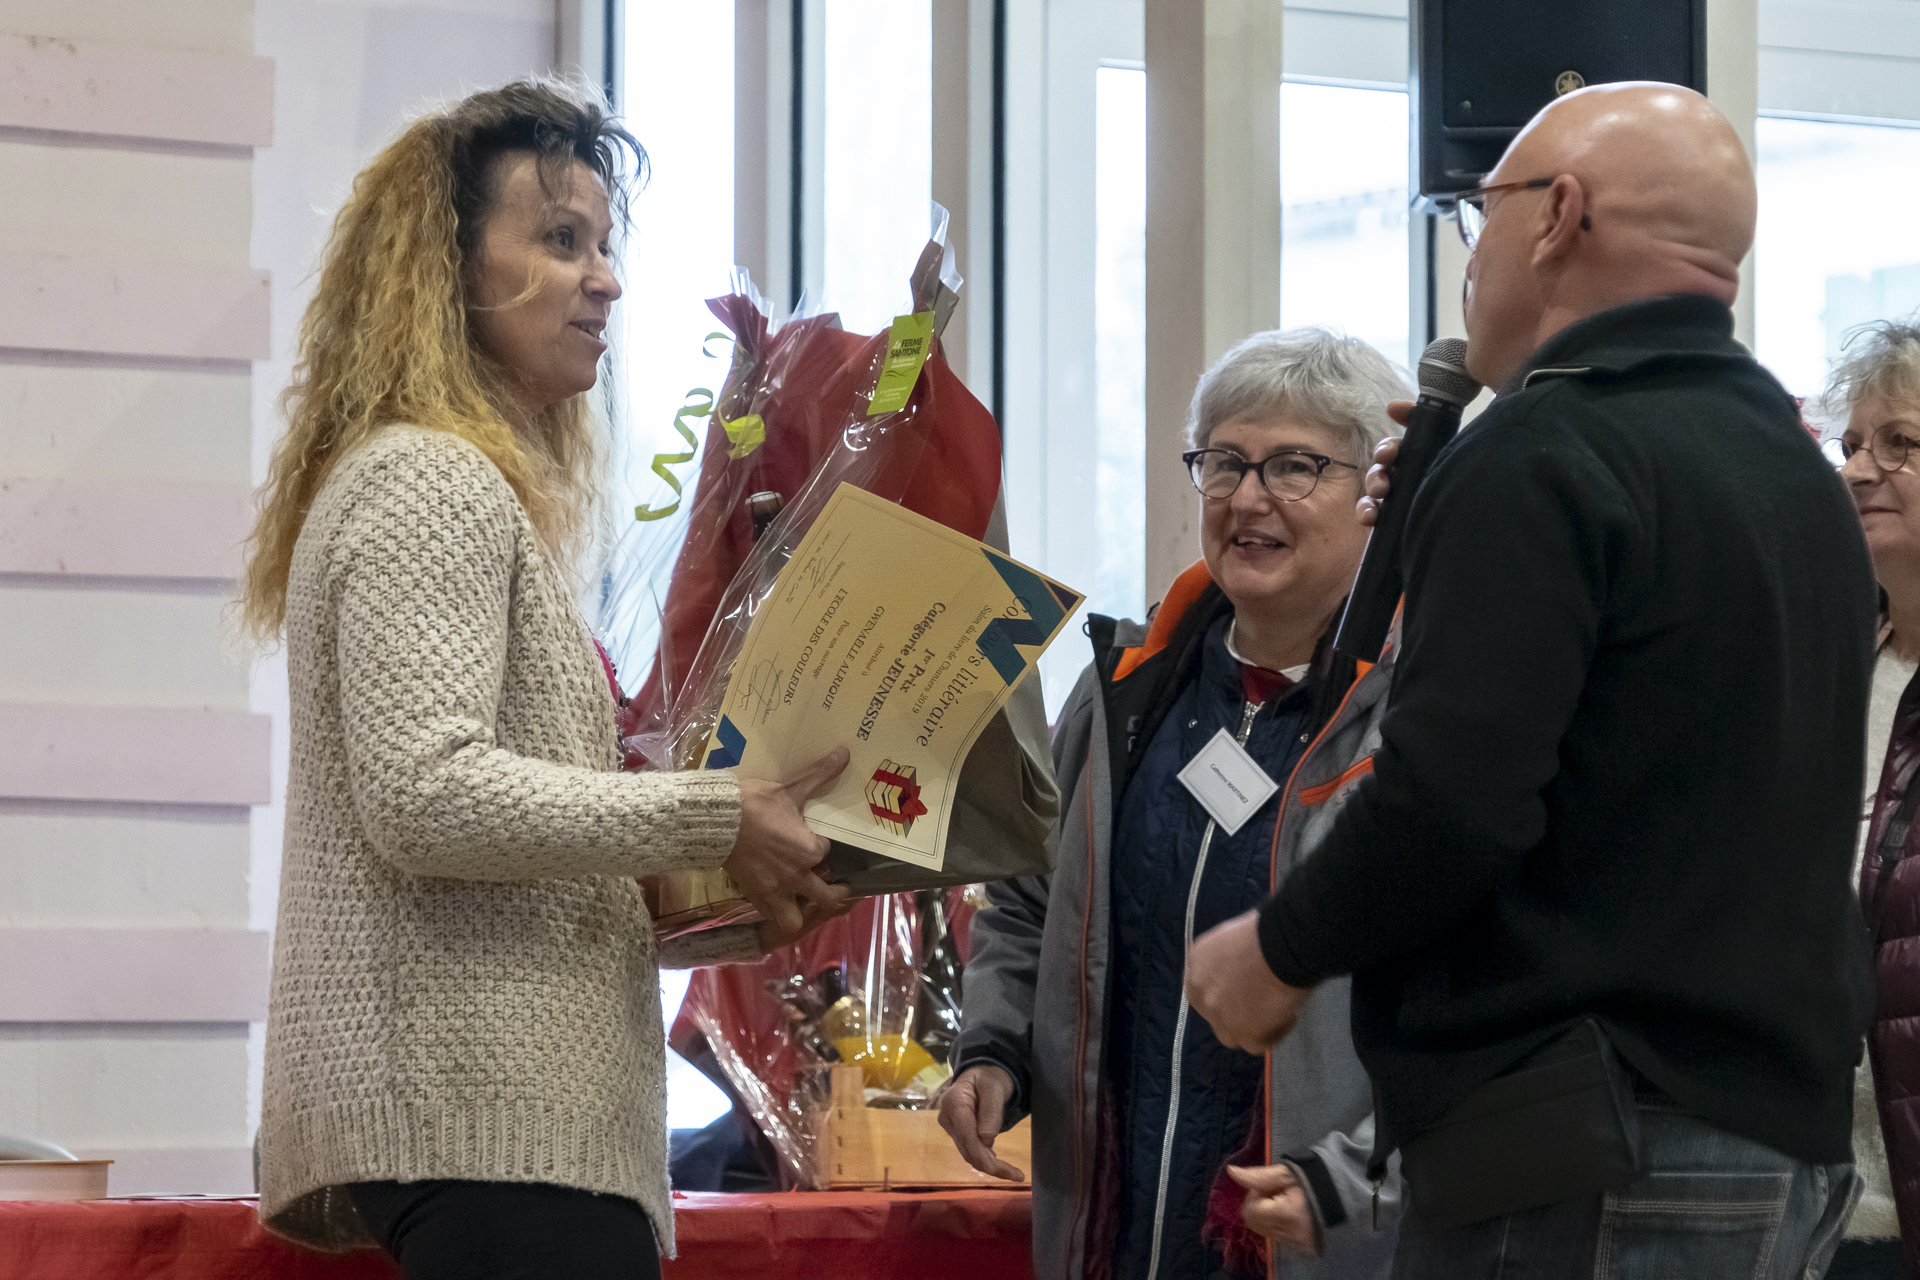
1462, 82, 1756, 388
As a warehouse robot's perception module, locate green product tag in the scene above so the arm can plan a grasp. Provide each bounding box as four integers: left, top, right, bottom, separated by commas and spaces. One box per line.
723, 414, 766, 458
867, 311, 936, 416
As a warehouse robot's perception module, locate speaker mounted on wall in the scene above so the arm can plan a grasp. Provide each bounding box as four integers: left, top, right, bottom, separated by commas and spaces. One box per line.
1412, 0, 1707, 212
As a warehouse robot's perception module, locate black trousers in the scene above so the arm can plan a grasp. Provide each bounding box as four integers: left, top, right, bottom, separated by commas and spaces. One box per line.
348, 1180, 663, 1280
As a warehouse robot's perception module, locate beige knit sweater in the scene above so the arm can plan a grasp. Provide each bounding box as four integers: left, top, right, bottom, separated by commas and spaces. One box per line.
259, 425, 757, 1254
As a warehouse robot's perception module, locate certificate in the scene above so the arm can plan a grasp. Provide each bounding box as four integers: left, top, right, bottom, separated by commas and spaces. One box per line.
697, 483, 1084, 869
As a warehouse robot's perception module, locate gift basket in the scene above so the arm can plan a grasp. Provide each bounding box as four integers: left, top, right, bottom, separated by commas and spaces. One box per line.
598, 205, 1062, 934
668, 885, 1032, 1189
597, 206, 1056, 1189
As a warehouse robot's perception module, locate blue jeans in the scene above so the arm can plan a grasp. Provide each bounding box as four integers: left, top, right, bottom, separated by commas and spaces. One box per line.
1391, 1099, 1860, 1280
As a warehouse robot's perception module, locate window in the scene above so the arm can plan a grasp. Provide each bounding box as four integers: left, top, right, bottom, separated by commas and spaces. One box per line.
1279, 81, 1411, 369
617, 0, 740, 1134
821, 0, 933, 335
616, 0, 738, 520
1004, 1, 1145, 718
1754, 115, 1920, 401
1093, 64, 1147, 626
608, 0, 741, 680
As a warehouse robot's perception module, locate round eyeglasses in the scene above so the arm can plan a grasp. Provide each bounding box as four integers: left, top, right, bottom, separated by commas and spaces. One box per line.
1182, 448, 1359, 503
1831, 421, 1920, 474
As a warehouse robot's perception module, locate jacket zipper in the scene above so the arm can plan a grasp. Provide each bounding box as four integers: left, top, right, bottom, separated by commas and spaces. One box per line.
1521, 364, 1593, 388
1145, 696, 1261, 1280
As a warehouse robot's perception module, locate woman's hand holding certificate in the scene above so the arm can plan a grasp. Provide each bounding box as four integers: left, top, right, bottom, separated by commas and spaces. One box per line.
724, 746, 851, 938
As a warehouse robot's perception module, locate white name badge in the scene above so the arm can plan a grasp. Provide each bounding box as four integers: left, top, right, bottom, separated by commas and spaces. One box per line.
1175, 728, 1281, 836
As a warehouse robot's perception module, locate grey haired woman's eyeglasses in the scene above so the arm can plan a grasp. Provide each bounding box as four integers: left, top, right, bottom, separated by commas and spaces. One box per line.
1826, 423, 1920, 473
1182, 448, 1360, 502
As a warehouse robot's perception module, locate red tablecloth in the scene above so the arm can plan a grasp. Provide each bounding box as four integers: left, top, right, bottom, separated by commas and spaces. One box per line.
0, 1190, 1036, 1280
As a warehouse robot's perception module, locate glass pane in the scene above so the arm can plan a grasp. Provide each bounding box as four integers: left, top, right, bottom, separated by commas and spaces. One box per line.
617, 1, 737, 522
1279, 82, 1410, 367
619, 0, 736, 1138
1094, 64, 1147, 624
823, 0, 933, 336
1755, 116, 1920, 400
660, 969, 731, 1129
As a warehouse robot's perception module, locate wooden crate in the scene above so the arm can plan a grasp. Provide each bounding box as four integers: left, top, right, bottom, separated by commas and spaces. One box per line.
813, 1065, 1033, 1190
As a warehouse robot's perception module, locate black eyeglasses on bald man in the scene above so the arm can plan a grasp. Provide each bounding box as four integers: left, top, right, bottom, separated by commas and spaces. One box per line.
1454, 176, 1592, 251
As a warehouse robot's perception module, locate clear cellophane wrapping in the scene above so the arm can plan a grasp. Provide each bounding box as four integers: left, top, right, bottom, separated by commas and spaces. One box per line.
598, 203, 1003, 937
667, 886, 979, 1187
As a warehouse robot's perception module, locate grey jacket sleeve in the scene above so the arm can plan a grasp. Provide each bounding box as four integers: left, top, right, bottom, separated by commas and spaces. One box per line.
950, 662, 1101, 1128
951, 872, 1051, 1124
1282, 1116, 1402, 1272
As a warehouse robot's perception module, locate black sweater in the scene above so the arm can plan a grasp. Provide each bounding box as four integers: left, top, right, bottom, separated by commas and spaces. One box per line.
1258, 295, 1878, 1165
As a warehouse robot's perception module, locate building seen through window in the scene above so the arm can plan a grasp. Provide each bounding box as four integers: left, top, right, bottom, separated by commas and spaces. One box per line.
1754, 115, 1920, 402
1093, 64, 1147, 626
823, 0, 934, 336
1279, 82, 1411, 372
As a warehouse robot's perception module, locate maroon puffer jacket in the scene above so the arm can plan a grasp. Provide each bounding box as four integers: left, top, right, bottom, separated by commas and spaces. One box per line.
1863, 664, 1920, 1273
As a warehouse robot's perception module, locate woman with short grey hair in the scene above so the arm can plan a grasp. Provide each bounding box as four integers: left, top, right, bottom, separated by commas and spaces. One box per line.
1829, 318, 1920, 1279
1189, 326, 1415, 460
942, 327, 1413, 1279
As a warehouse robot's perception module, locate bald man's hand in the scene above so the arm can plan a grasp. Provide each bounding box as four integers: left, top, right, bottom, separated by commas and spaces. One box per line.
1187, 909, 1312, 1052
1356, 403, 1412, 527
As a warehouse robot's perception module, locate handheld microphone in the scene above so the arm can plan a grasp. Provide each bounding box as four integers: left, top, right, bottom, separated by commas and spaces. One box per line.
1332, 338, 1480, 664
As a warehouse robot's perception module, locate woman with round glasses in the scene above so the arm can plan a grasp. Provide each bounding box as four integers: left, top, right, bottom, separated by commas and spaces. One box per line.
1830, 320, 1920, 1279
942, 328, 1410, 1280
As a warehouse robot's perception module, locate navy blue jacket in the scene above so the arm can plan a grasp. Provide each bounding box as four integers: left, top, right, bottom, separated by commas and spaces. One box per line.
1109, 616, 1311, 1279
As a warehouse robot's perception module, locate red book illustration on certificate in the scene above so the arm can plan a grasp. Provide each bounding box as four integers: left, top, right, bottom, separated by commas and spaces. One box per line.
865, 760, 929, 837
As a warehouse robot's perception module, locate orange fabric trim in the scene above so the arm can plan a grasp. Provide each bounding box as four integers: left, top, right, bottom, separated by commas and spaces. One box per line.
1299, 755, 1374, 807
1110, 560, 1215, 682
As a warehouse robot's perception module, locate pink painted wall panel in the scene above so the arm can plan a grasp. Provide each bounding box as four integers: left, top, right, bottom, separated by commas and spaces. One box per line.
0, 33, 273, 148
0, 478, 252, 580
0, 929, 269, 1021
0, 704, 270, 806
0, 260, 270, 361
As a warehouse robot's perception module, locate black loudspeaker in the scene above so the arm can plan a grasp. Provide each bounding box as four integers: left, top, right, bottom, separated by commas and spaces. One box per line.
1412, 0, 1707, 210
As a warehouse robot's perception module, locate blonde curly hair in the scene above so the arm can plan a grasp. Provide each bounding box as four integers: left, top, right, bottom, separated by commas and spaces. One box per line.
237, 77, 644, 642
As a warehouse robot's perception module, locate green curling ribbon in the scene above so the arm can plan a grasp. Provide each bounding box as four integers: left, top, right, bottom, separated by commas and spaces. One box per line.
631, 332, 739, 523
634, 388, 714, 522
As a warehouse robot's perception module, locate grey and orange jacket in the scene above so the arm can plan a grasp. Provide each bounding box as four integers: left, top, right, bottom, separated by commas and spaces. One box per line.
953, 560, 1403, 1280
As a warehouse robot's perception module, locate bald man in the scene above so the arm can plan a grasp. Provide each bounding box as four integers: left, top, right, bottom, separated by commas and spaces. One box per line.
1187, 83, 1875, 1277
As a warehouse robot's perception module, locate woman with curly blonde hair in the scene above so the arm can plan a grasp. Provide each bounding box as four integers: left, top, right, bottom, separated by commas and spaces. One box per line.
244, 79, 848, 1278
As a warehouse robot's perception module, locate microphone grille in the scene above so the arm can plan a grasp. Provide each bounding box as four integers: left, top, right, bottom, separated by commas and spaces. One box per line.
1416, 338, 1479, 407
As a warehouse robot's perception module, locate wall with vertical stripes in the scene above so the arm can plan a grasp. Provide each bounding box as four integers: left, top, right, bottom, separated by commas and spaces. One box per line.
0, 0, 564, 1195
0, 1, 270, 1196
